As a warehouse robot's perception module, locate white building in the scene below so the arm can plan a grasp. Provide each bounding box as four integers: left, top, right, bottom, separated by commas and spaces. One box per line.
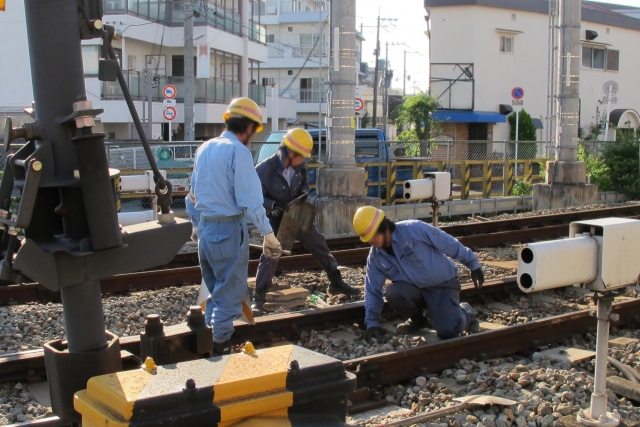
0, 0, 297, 140
425, 0, 640, 143
256, 0, 363, 128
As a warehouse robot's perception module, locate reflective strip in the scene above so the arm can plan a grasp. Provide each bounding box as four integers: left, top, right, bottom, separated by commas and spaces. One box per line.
362, 210, 381, 237
284, 135, 311, 156
239, 105, 262, 120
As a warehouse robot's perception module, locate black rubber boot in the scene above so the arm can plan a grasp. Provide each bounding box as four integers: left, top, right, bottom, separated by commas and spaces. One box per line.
460, 302, 480, 334
251, 290, 267, 317
213, 340, 231, 356
396, 312, 430, 334
327, 270, 360, 296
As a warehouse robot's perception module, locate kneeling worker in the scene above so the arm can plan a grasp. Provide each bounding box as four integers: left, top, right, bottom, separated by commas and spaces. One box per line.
353, 206, 484, 342
252, 128, 359, 315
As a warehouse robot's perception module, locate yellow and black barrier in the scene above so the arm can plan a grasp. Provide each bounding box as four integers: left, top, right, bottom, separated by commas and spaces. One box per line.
74, 344, 355, 427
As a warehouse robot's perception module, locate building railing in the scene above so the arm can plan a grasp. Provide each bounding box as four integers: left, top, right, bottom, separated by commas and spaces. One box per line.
101, 71, 266, 105
279, 89, 327, 103
257, 0, 327, 15
267, 42, 328, 59
103, 0, 266, 43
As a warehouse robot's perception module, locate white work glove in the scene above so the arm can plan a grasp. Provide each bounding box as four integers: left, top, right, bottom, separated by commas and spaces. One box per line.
263, 232, 286, 259
191, 226, 198, 243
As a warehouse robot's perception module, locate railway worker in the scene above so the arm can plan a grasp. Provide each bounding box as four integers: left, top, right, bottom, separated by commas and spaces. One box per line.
353, 206, 484, 342
191, 97, 286, 356
251, 128, 360, 316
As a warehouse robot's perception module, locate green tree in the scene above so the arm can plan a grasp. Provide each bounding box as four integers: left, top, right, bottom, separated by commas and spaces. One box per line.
508, 109, 537, 159
583, 101, 608, 141
600, 132, 639, 197
395, 93, 439, 156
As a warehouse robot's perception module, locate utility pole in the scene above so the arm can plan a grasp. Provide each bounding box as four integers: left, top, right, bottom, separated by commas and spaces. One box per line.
184, 0, 195, 141
383, 41, 388, 137
403, 50, 406, 97
372, 15, 380, 128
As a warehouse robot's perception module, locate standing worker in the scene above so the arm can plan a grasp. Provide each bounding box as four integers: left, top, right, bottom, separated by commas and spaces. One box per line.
353, 206, 484, 342
191, 97, 286, 355
251, 128, 360, 316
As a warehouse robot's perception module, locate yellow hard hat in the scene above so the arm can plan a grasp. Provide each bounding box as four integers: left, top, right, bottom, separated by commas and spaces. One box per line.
353, 206, 385, 243
283, 128, 313, 158
223, 97, 264, 132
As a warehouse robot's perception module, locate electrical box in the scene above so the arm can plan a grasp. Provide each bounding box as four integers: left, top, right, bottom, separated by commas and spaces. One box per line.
569, 218, 640, 291
424, 172, 451, 201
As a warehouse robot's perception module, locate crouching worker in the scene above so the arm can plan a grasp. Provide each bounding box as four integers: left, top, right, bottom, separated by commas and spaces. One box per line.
252, 128, 359, 316
353, 206, 484, 342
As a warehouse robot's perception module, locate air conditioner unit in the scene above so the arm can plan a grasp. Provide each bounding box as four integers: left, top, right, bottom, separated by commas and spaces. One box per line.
127, 55, 136, 71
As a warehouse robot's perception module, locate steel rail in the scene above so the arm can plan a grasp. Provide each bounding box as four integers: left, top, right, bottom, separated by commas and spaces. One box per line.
14, 287, 640, 427
1, 205, 638, 305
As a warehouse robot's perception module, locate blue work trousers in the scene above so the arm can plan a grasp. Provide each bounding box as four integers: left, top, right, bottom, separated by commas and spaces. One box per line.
384, 278, 470, 339
198, 216, 248, 342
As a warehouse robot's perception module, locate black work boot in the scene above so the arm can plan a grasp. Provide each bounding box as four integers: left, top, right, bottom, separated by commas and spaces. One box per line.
396, 312, 430, 334
213, 340, 231, 356
327, 270, 360, 296
460, 302, 480, 334
251, 289, 267, 317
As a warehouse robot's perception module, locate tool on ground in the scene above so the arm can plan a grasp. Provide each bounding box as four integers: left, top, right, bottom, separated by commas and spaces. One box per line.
375, 395, 517, 427
277, 194, 318, 252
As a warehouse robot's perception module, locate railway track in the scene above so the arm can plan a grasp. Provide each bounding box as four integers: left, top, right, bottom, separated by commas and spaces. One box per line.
8, 276, 640, 427
0, 204, 638, 305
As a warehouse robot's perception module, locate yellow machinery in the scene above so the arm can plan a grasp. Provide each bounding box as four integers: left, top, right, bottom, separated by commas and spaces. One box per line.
74, 344, 356, 426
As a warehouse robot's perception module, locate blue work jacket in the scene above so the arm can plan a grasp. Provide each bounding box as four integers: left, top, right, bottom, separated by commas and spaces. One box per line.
364, 220, 480, 327
255, 147, 310, 210
191, 131, 272, 236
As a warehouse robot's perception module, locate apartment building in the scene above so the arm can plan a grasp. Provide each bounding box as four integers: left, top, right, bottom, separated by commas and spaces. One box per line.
0, 0, 299, 140
425, 0, 640, 145
256, 0, 363, 128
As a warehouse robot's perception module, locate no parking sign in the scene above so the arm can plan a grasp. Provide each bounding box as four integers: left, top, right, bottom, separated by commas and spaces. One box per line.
163, 106, 177, 121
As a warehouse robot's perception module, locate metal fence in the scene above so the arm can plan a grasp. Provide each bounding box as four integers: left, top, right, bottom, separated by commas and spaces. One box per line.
0, 140, 623, 216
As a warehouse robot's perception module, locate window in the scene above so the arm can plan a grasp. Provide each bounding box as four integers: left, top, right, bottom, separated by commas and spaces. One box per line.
287, 70, 293, 75
499, 36, 513, 53
81, 46, 100, 77
262, 77, 275, 86
300, 34, 321, 56
288, 26, 293, 32
267, 34, 275, 43
582, 46, 619, 71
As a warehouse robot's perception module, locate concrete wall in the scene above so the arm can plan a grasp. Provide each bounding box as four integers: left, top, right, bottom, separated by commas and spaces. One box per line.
428, 4, 640, 140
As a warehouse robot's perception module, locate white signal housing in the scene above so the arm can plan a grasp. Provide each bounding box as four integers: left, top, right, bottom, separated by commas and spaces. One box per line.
403, 172, 451, 202
518, 217, 640, 293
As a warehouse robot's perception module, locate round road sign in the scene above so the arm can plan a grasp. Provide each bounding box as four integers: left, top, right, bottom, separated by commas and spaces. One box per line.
162, 84, 177, 99
511, 87, 525, 100
355, 98, 364, 112
163, 106, 177, 121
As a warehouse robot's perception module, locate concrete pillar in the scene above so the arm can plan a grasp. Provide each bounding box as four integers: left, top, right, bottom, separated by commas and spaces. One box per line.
240, 0, 249, 98
533, 0, 596, 210
316, 0, 379, 236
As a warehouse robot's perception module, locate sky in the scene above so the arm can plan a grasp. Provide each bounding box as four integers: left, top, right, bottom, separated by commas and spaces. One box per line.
355, 0, 640, 95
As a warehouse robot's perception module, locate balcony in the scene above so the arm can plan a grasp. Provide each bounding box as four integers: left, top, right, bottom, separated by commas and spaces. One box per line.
267, 42, 328, 59
101, 71, 266, 106
280, 89, 326, 105
257, 1, 326, 15
104, 0, 266, 43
